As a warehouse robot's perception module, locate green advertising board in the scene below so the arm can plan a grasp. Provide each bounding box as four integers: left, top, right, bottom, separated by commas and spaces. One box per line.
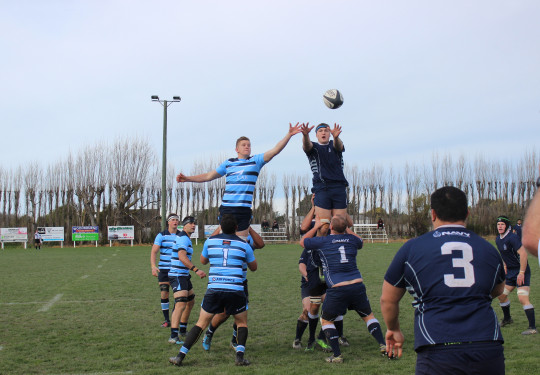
72, 226, 99, 241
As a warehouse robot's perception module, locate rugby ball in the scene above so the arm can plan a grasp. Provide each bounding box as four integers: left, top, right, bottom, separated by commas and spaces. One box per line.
323, 89, 343, 109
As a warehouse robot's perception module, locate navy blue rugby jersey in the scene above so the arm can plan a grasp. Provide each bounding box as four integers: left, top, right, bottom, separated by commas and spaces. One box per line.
304, 233, 363, 287
305, 141, 348, 186
496, 230, 525, 270
384, 225, 505, 350
299, 247, 321, 285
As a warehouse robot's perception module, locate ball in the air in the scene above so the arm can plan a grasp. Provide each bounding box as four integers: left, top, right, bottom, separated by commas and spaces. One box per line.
323, 89, 343, 109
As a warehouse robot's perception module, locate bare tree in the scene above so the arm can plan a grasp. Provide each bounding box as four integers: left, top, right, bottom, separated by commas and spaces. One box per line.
109, 137, 156, 225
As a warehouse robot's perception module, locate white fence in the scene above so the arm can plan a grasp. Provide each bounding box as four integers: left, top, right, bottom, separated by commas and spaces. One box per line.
261, 224, 287, 243
353, 224, 388, 244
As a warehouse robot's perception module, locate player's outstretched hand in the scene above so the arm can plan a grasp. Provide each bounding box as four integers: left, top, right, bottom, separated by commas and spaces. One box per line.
289, 122, 302, 136
385, 329, 404, 359
176, 173, 187, 183
331, 123, 342, 139
300, 122, 314, 135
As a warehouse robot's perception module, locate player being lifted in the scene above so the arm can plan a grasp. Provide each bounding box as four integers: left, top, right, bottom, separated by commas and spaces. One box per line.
301, 123, 348, 236
176, 124, 301, 240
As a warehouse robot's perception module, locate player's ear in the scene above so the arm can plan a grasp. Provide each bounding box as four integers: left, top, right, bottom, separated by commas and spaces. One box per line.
430, 209, 437, 222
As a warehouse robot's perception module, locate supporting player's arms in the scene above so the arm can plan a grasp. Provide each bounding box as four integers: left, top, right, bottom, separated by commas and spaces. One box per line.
247, 260, 257, 272
248, 227, 265, 249
299, 263, 308, 281
300, 216, 324, 248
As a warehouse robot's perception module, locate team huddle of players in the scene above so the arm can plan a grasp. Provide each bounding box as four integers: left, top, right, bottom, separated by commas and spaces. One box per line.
150, 123, 536, 373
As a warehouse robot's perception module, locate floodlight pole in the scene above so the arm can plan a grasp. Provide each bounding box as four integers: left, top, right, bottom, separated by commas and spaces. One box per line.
152, 96, 181, 231
161, 100, 168, 232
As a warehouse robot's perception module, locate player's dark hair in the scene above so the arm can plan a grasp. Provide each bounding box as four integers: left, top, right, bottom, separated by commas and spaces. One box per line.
236, 136, 250, 148
220, 214, 238, 234
430, 186, 468, 222
330, 215, 347, 234
182, 216, 196, 225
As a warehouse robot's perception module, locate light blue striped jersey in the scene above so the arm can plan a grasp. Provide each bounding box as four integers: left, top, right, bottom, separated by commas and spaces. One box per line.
215, 153, 266, 208
202, 233, 255, 291
153, 229, 183, 270
169, 231, 193, 277
241, 235, 255, 280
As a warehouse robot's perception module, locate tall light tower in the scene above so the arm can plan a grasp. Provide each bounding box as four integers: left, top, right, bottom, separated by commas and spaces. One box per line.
151, 95, 181, 230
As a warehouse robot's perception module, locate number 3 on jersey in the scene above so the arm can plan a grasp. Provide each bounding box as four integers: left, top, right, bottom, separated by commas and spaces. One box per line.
441, 242, 475, 287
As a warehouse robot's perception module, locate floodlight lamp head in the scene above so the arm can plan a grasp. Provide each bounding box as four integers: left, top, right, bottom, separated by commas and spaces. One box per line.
151, 95, 159, 101
173, 96, 181, 101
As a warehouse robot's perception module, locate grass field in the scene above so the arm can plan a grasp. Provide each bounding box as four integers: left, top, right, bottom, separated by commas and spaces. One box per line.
1, 241, 539, 374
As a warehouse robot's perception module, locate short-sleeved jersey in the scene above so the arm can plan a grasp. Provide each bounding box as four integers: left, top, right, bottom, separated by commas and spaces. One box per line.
241, 235, 255, 280
384, 225, 505, 350
169, 231, 193, 277
496, 230, 526, 271
202, 233, 256, 291
299, 248, 320, 286
304, 233, 363, 287
215, 153, 267, 208
153, 229, 182, 271
305, 141, 348, 186
513, 225, 522, 240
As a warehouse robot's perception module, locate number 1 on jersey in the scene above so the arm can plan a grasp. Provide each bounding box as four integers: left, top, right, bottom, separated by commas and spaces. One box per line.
338, 246, 349, 263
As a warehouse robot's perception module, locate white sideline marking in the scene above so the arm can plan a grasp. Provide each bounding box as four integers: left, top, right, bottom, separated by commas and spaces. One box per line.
38, 294, 63, 312
0, 345, 3, 351
51, 372, 133, 375
2, 298, 142, 306
81, 275, 89, 279
97, 265, 103, 268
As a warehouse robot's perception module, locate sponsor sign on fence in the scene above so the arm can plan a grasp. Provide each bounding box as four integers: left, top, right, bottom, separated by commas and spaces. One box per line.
72, 226, 99, 241
107, 226, 135, 240
1, 227, 28, 242
38, 227, 65, 242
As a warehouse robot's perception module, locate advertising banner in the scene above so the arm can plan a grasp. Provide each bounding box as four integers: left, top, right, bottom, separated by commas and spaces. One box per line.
72, 226, 99, 241
38, 227, 65, 242
107, 226, 135, 240
0, 227, 27, 242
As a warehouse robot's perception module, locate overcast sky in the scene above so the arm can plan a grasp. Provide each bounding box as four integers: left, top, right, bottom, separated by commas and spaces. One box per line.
2, 1, 539, 183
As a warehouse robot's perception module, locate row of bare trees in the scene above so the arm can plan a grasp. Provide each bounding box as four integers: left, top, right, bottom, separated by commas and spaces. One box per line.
0, 138, 538, 244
